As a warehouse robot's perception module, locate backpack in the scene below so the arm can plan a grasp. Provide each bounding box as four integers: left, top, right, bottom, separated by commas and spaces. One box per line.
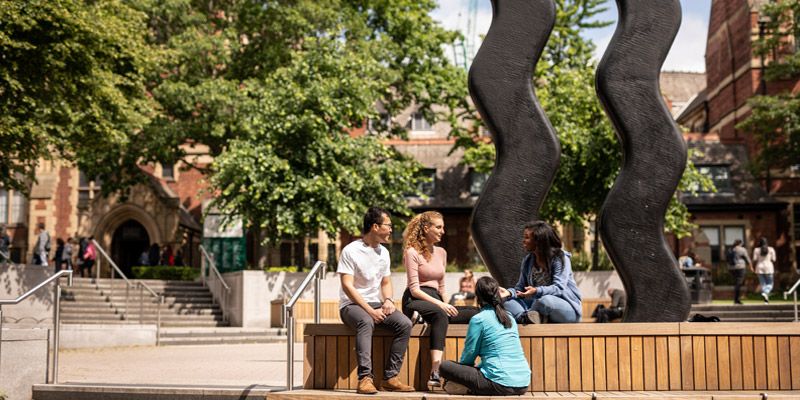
725, 246, 736, 267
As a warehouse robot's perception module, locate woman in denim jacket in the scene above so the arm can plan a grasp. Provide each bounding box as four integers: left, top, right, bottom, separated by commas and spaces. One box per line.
499, 221, 582, 323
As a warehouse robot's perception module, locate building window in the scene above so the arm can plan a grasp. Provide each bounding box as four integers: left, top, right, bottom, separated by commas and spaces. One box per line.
409, 112, 433, 132
469, 170, 488, 196
367, 113, 390, 134
162, 163, 174, 180
697, 165, 732, 192
78, 171, 102, 209
700, 224, 745, 264
416, 168, 436, 197
0, 189, 27, 225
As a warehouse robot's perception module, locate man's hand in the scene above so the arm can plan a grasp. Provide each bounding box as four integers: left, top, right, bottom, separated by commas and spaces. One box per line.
520, 286, 537, 298
381, 299, 396, 315
368, 307, 386, 323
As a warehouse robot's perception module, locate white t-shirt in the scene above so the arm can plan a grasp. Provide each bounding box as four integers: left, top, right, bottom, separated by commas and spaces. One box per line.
337, 239, 391, 309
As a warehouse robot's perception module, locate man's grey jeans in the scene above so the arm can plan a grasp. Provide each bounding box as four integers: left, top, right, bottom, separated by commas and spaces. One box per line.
339, 303, 412, 380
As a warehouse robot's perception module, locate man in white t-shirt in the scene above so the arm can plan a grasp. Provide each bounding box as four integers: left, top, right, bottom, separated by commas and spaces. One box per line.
338, 207, 414, 394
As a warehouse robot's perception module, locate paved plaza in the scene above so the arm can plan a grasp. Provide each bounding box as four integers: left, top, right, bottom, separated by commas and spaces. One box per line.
57, 343, 304, 388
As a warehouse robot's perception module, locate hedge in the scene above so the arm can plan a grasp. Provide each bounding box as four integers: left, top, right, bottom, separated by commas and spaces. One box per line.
131, 266, 199, 281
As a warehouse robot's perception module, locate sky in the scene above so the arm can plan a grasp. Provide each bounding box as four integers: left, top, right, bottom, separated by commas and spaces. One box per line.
431, 0, 712, 72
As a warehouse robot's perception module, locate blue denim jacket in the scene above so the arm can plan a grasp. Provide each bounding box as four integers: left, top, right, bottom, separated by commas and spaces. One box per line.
507, 251, 582, 318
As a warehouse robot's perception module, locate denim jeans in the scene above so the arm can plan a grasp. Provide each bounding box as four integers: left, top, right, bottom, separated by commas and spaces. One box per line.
758, 273, 774, 296
504, 295, 580, 323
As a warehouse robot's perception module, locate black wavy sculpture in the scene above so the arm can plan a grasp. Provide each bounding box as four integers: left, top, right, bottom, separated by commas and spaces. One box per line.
468, 0, 559, 287
596, 0, 690, 322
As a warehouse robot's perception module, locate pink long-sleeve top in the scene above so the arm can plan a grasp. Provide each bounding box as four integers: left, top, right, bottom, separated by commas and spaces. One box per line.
404, 246, 447, 298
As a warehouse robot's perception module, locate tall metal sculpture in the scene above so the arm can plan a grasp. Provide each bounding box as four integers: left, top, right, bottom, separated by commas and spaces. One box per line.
596, 0, 690, 322
468, 0, 559, 288
468, 0, 691, 321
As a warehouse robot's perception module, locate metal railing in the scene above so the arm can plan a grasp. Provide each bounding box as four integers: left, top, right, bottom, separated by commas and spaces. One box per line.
199, 245, 231, 323
284, 260, 326, 391
783, 275, 800, 322
0, 269, 73, 384
92, 240, 165, 339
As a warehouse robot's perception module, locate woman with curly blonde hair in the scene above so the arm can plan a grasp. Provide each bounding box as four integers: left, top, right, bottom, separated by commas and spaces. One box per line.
401, 211, 477, 388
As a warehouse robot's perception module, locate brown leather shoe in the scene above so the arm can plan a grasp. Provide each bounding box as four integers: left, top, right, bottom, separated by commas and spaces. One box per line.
380, 376, 415, 392
357, 376, 378, 394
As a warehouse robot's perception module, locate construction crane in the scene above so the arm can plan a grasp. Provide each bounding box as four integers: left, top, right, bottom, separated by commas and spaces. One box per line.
452, 0, 479, 70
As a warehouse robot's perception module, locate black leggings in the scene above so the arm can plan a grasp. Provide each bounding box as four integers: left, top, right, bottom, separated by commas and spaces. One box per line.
402, 286, 478, 351
440, 360, 528, 396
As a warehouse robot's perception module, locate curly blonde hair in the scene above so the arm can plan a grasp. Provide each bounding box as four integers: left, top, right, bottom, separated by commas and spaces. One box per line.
403, 211, 443, 261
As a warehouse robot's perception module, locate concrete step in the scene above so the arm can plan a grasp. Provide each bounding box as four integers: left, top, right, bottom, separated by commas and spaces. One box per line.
159, 327, 286, 338
58, 319, 229, 327
32, 383, 277, 399
157, 336, 286, 345
61, 308, 223, 317
62, 313, 223, 321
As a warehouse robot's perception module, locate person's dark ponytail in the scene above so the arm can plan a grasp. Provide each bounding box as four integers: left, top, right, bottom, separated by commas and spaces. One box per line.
476, 276, 512, 329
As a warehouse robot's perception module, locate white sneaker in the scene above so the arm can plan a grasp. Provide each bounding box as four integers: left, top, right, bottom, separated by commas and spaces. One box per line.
443, 380, 470, 395
762, 293, 769, 303
526, 310, 542, 324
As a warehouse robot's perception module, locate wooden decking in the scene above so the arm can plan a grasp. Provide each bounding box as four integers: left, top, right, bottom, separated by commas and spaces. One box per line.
303, 323, 800, 393
268, 389, 800, 399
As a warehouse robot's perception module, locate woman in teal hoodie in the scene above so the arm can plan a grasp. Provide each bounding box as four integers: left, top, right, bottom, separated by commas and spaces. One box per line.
439, 276, 530, 395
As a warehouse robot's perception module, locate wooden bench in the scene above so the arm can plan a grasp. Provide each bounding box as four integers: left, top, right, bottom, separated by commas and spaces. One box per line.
303, 322, 800, 392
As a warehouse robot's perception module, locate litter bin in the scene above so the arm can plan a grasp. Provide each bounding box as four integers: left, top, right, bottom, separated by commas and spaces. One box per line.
682, 266, 713, 304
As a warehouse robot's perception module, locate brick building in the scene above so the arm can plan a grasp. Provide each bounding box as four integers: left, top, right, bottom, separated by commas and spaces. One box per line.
675, 0, 800, 287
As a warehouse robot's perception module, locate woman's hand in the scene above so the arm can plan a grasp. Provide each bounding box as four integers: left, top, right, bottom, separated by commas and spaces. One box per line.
498, 287, 511, 299
520, 286, 537, 298
438, 301, 458, 317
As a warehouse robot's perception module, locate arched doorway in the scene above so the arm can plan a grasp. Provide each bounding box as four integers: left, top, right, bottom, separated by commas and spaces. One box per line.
111, 220, 150, 277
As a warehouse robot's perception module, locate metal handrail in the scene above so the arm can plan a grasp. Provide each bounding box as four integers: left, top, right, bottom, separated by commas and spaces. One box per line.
91, 240, 164, 340
0, 269, 73, 384
783, 275, 800, 322
199, 245, 230, 292
285, 260, 326, 391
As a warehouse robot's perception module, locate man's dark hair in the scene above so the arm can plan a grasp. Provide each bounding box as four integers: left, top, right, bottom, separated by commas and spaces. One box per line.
362, 207, 389, 234
37, 222, 45, 230
733, 239, 742, 247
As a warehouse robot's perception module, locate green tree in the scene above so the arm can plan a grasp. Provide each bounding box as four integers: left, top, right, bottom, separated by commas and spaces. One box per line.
737, 1, 800, 175
136, 0, 470, 242
454, 0, 713, 240
0, 0, 155, 193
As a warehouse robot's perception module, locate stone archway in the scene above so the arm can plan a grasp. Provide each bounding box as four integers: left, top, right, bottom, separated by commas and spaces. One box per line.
111, 220, 150, 277
93, 204, 162, 276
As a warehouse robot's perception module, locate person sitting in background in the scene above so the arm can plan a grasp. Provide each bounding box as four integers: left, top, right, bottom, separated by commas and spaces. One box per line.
440, 276, 530, 396
449, 271, 477, 307
592, 288, 626, 323
679, 251, 699, 269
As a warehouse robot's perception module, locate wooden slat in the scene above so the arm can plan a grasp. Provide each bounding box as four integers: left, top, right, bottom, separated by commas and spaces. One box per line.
593, 337, 606, 392
407, 337, 420, 391
313, 336, 326, 389
348, 336, 358, 388
531, 337, 545, 392
544, 337, 557, 391
704, 336, 718, 390
336, 336, 349, 389
729, 335, 743, 390
680, 335, 693, 390
618, 337, 632, 391
520, 337, 532, 391
741, 336, 755, 390
791, 337, 800, 390
778, 336, 791, 390
766, 336, 779, 390
556, 337, 569, 391
606, 337, 619, 391
717, 336, 731, 390
517, 322, 680, 337
303, 335, 314, 389
630, 336, 644, 391
445, 337, 458, 362
326, 336, 337, 389
754, 336, 767, 389
419, 337, 431, 390
581, 337, 594, 391
568, 337, 582, 391
456, 337, 465, 364
692, 336, 706, 390
655, 336, 669, 391
642, 336, 656, 391
678, 322, 800, 336
667, 336, 681, 390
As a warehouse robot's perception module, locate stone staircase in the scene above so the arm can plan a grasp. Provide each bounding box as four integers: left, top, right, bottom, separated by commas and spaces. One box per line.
158, 326, 287, 345
689, 303, 798, 322
61, 278, 227, 327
